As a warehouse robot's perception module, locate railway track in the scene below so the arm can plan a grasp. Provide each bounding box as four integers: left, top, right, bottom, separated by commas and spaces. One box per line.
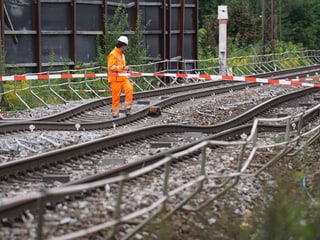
1, 86, 318, 180
1, 66, 320, 239
0, 82, 316, 162
1, 63, 320, 133
0, 81, 255, 134
0, 87, 319, 206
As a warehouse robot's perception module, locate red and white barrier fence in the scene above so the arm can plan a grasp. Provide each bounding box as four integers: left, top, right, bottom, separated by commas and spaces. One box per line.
0, 72, 319, 88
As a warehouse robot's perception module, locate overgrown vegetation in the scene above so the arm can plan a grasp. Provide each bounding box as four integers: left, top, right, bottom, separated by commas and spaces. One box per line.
1, 4, 149, 111
96, 5, 147, 68
198, 0, 320, 59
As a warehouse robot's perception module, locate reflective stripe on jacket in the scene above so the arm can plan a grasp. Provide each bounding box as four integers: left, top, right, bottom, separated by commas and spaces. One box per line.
107, 47, 128, 83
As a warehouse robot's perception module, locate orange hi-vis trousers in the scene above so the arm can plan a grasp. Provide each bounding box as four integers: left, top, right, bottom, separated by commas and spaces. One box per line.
110, 79, 133, 116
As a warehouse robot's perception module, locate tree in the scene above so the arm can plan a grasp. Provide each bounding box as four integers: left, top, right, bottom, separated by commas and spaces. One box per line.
281, 0, 320, 49
97, 5, 148, 67
198, 0, 320, 56
200, 0, 258, 57
198, 0, 220, 27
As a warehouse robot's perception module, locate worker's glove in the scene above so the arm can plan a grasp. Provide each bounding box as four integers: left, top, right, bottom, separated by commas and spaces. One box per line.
124, 66, 130, 71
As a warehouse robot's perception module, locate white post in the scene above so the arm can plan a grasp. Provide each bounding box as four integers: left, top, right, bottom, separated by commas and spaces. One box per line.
218, 5, 228, 75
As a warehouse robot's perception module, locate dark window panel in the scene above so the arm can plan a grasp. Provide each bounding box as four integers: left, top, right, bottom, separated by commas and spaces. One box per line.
76, 35, 97, 62
5, 35, 34, 64
183, 35, 194, 59
143, 0, 162, 2
170, 34, 178, 58
4, 0, 33, 30
141, 6, 160, 31
41, 35, 70, 62
171, 8, 179, 30
145, 35, 161, 58
41, 3, 69, 31
77, 4, 101, 31
185, 8, 195, 30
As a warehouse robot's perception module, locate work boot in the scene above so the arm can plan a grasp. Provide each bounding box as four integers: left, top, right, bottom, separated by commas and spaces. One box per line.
112, 114, 119, 119
125, 108, 131, 116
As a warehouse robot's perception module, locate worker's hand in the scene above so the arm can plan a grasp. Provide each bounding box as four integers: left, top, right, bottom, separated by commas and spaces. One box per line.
124, 66, 130, 71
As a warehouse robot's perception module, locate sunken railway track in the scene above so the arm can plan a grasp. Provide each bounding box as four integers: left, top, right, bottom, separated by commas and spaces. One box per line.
0, 86, 319, 181
1, 66, 320, 239
0, 63, 320, 134
0, 81, 255, 134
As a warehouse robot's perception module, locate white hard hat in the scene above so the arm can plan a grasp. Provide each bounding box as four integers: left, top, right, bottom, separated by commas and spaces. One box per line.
117, 36, 128, 45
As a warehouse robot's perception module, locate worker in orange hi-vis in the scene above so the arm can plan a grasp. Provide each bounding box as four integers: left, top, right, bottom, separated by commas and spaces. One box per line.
107, 36, 133, 118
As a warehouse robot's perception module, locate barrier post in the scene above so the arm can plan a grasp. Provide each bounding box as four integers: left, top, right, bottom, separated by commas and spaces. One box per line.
218, 5, 228, 76
0, 4, 10, 110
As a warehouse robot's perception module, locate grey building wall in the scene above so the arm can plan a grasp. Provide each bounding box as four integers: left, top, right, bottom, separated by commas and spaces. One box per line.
1, 0, 198, 73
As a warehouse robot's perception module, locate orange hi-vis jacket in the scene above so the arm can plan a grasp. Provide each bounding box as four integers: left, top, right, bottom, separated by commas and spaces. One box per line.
107, 47, 133, 116
107, 47, 128, 83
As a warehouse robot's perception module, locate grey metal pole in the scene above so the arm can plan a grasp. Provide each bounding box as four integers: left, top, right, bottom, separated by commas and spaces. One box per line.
0, 17, 4, 106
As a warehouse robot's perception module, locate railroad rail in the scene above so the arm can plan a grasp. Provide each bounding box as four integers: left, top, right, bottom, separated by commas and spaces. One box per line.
0, 81, 257, 134
1, 66, 320, 239
1, 64, 320, 134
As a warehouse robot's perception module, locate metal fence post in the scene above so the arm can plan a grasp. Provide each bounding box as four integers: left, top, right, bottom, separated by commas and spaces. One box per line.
0, 9, 10, 111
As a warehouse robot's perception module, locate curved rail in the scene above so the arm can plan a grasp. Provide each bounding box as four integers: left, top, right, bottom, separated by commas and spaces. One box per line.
0, 87, 318, 180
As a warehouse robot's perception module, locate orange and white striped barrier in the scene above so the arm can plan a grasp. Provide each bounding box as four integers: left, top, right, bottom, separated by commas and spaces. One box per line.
59, 89, 112, 93
0, 72, 320, 88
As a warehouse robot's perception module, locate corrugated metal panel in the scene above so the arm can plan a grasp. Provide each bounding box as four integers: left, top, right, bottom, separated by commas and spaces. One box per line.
1, 0, 198, 72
